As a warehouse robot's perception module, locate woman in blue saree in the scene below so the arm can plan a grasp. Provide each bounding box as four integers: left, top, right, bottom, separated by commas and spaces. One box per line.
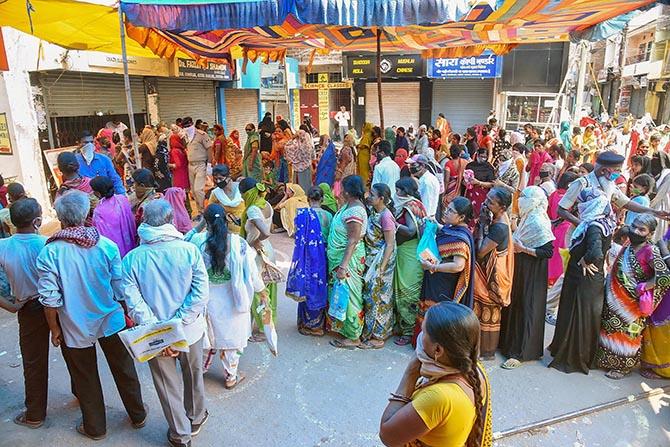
315, 135, 337, 187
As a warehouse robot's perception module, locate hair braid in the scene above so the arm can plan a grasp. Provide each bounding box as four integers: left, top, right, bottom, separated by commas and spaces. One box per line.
464, 351, 484, 447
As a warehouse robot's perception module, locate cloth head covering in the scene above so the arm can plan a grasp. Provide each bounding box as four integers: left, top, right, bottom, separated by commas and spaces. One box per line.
163, 187, 193, 234
240, 182, 267, 237
509, 131, 525, 146
560, 121, 572, 151
514, 186, 555, 248
394, 148, 409, 168
359, 123, 374, 150
229, 130, 241, 148
596, 151, 624, 167
139, 126, 158, 155
385, 127, 396, 148
315, 140, 337, 186
92, 195, 137, 257
318, 183, 338, 213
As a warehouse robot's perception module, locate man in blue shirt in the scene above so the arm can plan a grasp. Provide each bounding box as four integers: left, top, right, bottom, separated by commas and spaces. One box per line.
75, 131, 126, 195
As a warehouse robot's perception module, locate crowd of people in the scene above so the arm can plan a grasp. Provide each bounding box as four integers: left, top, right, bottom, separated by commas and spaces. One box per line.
0, 109, 670, 447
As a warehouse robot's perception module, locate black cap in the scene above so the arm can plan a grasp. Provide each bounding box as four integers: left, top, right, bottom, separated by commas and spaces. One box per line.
596, 151, 625, 167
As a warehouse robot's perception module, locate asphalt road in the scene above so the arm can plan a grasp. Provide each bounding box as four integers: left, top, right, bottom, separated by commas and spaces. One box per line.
0, 234, 668, 446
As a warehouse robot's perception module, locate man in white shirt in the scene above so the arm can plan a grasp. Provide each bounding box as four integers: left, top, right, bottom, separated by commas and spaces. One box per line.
371, 140, 400, 193
123, 199, 209, 447
105, 119, 128, 141
407, 154, 440, 218
334, 105, 350, 143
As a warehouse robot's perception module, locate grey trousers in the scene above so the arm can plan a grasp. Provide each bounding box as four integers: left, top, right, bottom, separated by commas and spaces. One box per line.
148, 337, 207, 445
546, 275, 563, 316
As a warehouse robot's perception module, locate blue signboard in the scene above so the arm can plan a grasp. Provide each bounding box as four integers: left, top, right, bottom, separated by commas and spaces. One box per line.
428, 54, 502, 79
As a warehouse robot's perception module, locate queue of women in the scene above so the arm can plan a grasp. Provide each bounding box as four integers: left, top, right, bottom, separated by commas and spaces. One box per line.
2, 109, 670, 447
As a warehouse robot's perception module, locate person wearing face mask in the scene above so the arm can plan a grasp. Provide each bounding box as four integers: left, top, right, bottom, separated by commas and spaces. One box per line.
464, 149, 496, 223
209, 164, 244, 234
537, 163, 557, 197
75, 131, 125, 195
379, 301, 492, 447
595, 215, 670, 380
550, 151, 669, 374
0, 198, 50, 429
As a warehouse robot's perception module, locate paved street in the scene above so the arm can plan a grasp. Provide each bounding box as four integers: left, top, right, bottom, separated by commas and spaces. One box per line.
1, 234, 668, 447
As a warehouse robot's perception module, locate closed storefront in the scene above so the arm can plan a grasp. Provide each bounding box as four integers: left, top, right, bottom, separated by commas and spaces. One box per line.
629, 86, 647, 118
365, 82, 420, 128
156, 78, 217, 126
37, 71, 148, 146
431, 79, 494, 134
224, 88, 259, 135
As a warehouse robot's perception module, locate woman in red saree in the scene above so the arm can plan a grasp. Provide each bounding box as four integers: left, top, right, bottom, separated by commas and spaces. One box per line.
442, 145, 468, 213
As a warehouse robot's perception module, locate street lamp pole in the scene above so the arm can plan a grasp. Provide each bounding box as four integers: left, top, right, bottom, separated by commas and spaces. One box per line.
376, 27, 384, 130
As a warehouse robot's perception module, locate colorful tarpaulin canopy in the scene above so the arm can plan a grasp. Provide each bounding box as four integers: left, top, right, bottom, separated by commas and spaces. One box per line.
121, 0, 656, 61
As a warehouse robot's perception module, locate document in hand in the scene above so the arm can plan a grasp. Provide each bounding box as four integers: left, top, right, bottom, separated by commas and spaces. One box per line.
118, 318, 189, 362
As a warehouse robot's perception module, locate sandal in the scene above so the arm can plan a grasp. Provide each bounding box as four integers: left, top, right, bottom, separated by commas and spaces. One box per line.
329, 339, 360, 350
501, 358, 522, 370
639, 368, 663, 380
605, 370, 627, 380
298, 327, 325, 337
249, 333, 266, 343
358, 340, 385, 350
393, 336, 412, 346
76, 422, 106, 441
224, 373, 246, 390
13, 412, 44, 429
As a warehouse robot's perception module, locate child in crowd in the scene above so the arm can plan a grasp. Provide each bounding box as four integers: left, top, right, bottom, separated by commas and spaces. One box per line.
624, 174, 654, 226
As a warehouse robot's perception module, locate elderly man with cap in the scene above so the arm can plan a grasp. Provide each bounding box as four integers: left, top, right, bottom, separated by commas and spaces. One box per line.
415, 125, 431, 158
549, 151, 669, 375
406, 154, 441, 218
122, 199, 209, 447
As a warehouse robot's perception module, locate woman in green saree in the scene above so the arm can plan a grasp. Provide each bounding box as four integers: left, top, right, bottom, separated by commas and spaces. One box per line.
393, 177, 427, 346
328, 175, 369, 349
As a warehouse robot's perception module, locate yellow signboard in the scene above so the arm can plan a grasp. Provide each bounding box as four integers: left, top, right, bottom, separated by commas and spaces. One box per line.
318, 88, 330, 136
317, 73, 329, 83
292, 89, 301, 129
0, 112, 12, 155
303, 81, 352, 90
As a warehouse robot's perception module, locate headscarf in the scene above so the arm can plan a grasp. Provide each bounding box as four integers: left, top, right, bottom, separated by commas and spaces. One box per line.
319, 183, 338, 213
280, 183, 309, 237
514, 186, 555, 248
229, 130, 241, 149
96, 128, 115, 155
315, 140, 337, 186
240, 182, 267, 238
394, 148, 409, 168
509, 131, 524, 146
385, 127, 396, 148
560, 121, 572, 151
359, 122, 374, 150
163, 187, 193, 234
466, 151, 495, 181
139, 126, 158, 155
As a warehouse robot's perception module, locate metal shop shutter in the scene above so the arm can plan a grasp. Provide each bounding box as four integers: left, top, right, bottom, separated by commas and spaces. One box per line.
157, 78, 217, 126
224, 89, 259, 135
365, 82, 420, 128
432, 79, 494, 134
39, 71, 147, 117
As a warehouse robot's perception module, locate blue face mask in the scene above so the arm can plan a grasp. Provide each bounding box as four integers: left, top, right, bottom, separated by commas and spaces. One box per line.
608, 172, 621, 181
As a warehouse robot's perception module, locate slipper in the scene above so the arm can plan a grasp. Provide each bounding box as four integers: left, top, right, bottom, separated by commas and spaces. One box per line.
298, 327, 325, 337
358, 340, 385, 350
329, 339, 359, 350
501, 358, 522, 370
249, 333, 266, 343
13, 412, 44, 429
225, 373, 246, 390
605, 370, 627, 380
639, 368, 663, 380
393, 336, 412, 346
77, 422, 106, 441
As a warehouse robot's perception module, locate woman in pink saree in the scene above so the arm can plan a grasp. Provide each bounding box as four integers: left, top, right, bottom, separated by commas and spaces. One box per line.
547, 171, 578, 285
164, 187, 193, 234
90, 176, 137, 257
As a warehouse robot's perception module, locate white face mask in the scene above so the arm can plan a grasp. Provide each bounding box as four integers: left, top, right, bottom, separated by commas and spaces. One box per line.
82, 142, 95, 163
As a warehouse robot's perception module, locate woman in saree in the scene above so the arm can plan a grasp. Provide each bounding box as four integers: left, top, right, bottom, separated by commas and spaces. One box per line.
596, 214, 670, 379
328, 175, 368, 349
276, 183, 309, 237
239, 177, 276, 342
318, 183, 338, 215
243, 124, 263, 182
210, 164, 245, 234
138, 125, 157, 172
270, 120, 291, 183
285, 129, 315, 193
90, 175, 137, 257
499, 186, 554, 369
357, 123, 374, 186
360, 183, 397, 349
393, 177, 428, 346
442, 145, 468, 211
185, 204, 267, 389
417, 197, 475, 343
228, 129, 244, 179
642, 229, 670, 378
473, 187, 514, 360
128, 168, 162, 227
315, 135, 337, 187
334, 133, 357, 198
465, 148, 496, 225
288, 187, 331, 336
379, 302, 492, 447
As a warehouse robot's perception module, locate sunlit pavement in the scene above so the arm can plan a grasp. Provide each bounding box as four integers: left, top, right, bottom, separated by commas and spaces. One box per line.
0, 233, 668, 446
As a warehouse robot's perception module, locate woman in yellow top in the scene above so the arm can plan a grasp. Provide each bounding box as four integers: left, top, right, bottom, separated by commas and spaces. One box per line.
276, 183, 309, 237
209, 164, 245, 234
379, 301, 492, 447
357, 123, 374, 186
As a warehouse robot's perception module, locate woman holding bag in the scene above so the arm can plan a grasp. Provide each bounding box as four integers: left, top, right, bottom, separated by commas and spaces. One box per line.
328, 175, 368, 349
596, 214, 670, 379
393, 177, 428, 346
473, 187, 514, 360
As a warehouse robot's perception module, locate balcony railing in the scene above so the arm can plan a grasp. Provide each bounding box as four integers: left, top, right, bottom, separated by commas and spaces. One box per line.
625, 53, 650, 65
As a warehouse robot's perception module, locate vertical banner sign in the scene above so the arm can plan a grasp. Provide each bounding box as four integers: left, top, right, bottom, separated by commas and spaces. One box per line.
0, 113, 12, 155
318, 88, 330, 136
292, 89, 301, 128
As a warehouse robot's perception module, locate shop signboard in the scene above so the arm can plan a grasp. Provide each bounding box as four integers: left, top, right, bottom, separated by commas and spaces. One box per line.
0, 113, 12, 155
428, 54, 502, 79
177, 58, 232, 81
344, 54, 424, 79
260, 62, 288, 102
